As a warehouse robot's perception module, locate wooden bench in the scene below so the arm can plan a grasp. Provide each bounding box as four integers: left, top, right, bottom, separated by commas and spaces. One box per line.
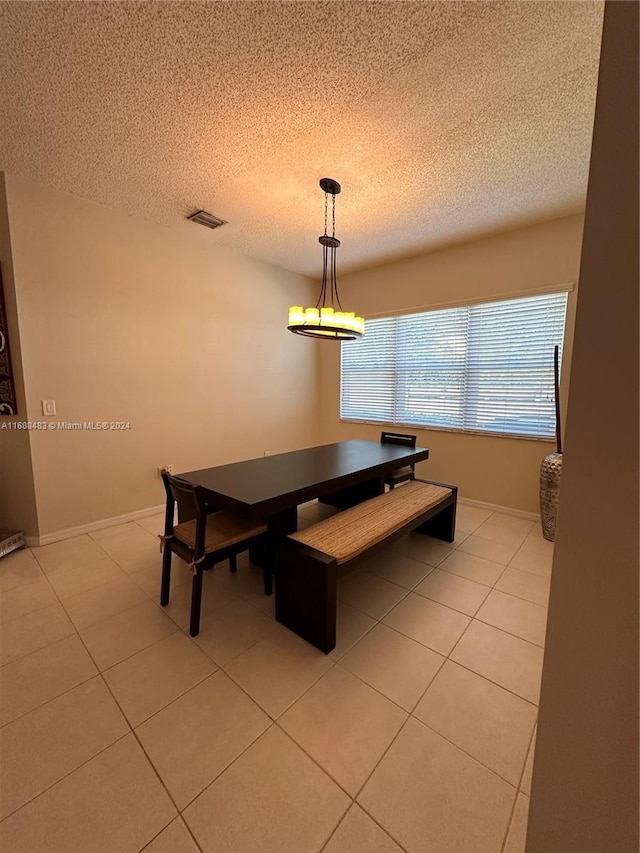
275, 479, 457, 653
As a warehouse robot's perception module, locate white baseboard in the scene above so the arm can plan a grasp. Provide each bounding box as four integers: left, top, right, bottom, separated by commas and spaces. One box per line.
24, 495, 538, 548
25, 505, 166, 547
458, 496, 539, 523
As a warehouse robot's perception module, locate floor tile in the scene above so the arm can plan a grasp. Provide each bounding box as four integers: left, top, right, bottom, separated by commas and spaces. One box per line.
224, 629, 333, 718
414, 568, 491, 616
183, 726, 349, 853
449, 529, 471, 547
0, 734, 176, 853
136, 670, 270, 809
135, 513, 167, 537
521, 727, 536, 794
413, 661, 537, 786
438, 550, 505, 586
504, 792, 530, 852
329, 601, 376, 661
0, 548, 44, 593
337, 571, 408, 620
457, 533, 519, 565
451, 621, 544, 704
324, 803, 403, 853
95, 527, 160, 574
93, 523, 158, 549
213, 554, 272, 611
280, 666, 406, 796
472, 522, 529, 548
454, 505, 492, 534
495, 568, 550, 607
476, 590, 548, 647
90, 521, 150, 542
61, 575, 148, 629
522, 526, 554, 556
0, 576, 57, 624
79, 599, 178, 670
156, 576, 226, 633
0, 602, 75, 666
0, 634, 97, 727
362, 547, 434, 589
510, 546, 554, 577
358, 717, 515, 853
103, 631, 217, 726
383, 592, 470, 655
0, 677, 128, 819
391, 534, 453, 567
192, 596, 280, 666
31, 535, 111, 575
130, 557, 192, 599
482, 513, 535, 535
45, 557, 127, 601
142, 817, 200, 853
340, 623, 444, 711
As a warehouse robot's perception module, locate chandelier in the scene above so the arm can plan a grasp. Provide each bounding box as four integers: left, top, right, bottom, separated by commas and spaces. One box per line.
288, 178, 364, 340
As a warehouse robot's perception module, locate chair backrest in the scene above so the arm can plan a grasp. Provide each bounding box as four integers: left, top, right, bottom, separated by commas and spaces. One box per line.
161, 471, 210, 553
380, 431, 417, 449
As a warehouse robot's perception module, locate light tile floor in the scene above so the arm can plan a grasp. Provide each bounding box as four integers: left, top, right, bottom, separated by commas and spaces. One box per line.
0, 502, 553, 852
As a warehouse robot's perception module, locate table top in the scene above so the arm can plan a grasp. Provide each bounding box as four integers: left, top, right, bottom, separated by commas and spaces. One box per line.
179, 439, 429, 517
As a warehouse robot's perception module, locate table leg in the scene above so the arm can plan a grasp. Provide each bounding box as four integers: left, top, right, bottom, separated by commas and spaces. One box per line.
249, 506, 298, 588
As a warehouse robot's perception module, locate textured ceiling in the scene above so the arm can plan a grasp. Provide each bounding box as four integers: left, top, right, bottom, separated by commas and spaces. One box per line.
0, 1, 603, 276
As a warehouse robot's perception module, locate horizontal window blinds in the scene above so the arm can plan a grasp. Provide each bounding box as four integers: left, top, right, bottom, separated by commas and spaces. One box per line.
340, 292, 568, 439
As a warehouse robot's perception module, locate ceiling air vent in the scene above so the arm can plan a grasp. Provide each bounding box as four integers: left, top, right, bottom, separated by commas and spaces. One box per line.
187, 210, 227, 229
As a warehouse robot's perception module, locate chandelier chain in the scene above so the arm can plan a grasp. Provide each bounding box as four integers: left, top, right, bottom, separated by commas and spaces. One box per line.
332, 192, 336, 238
324, 191, 328, 237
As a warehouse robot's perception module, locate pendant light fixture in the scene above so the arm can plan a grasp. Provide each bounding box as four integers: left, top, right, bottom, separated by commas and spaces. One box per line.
288, 178, 364, 340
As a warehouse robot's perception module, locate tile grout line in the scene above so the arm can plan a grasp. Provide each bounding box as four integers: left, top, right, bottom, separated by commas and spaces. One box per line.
0, 729, 133, 825
334, 512, 536, 846
500, 724, 538, 853
1, 508, 550, 851
3, 546, 201, 853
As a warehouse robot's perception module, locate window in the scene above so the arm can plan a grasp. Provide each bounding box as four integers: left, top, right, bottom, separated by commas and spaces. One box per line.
340, 291, 568, 439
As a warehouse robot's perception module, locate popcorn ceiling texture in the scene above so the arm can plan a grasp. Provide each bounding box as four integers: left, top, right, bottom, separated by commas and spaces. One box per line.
0, 1, 603, 275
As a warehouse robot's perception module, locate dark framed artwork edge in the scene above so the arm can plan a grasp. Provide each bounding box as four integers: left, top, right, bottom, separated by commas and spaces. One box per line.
0, 265, 18, 415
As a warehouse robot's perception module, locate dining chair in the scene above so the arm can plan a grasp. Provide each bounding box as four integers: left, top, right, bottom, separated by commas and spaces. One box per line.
159, 472, 269, 637
380, 431, 417, 489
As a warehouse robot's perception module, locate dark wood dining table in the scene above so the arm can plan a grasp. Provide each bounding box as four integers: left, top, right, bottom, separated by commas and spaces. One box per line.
178, 439, 430, 537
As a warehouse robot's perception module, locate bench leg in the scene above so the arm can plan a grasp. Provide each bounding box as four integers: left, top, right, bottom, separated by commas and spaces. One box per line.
229, 554, 237, 573
263, 563, 273, 597
189, 566, 204, 637
160, 546, 172, 606
415, 495, 457, 543
275, 543, 337, 653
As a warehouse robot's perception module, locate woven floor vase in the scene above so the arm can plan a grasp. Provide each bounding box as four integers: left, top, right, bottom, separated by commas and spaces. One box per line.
540, 452, 562, 541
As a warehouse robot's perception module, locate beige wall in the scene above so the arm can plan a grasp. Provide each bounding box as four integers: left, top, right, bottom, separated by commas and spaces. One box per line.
527, 2, 639, 849
318, 215, 585, 512
0, 173, 39, 535
4, 173, 320, 538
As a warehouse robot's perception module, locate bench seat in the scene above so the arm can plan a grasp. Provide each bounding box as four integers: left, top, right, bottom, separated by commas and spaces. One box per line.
276, 478, 457, 653
289, 481, 452, 564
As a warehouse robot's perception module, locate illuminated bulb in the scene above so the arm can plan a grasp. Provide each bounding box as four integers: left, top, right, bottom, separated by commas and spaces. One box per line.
320, 307, 334, 325
305, 308, 319, 324
289, 306, 304, 325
